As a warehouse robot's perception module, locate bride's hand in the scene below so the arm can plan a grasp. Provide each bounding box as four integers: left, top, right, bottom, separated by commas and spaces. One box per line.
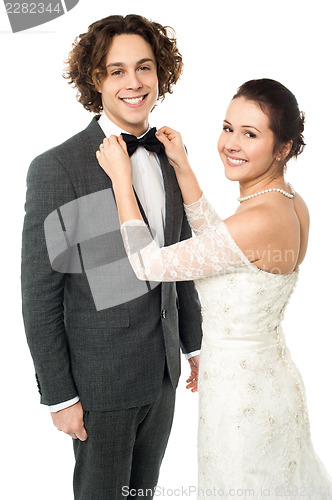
96, 135, 131, 185
156, 126, 191, 174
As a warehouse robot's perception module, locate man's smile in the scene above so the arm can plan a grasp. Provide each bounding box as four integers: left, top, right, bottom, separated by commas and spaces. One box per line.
120, 94, 148, 105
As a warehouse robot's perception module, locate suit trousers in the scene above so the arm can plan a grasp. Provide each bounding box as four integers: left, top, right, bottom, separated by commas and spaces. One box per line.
73, 373, 176, 500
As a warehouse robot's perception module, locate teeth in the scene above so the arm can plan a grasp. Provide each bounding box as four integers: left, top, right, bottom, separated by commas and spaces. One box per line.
227, 156, 247, 165
122, 96, 145, 104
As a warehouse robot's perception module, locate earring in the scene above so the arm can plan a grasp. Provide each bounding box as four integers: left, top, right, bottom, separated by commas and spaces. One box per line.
276, 156, 281, 162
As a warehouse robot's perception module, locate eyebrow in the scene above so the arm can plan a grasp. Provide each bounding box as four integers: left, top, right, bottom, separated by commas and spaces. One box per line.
223, 120, 261, 133
106, 58, 155, 69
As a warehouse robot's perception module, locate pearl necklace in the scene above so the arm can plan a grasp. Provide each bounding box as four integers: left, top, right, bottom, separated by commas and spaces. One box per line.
238, 183, 295, 202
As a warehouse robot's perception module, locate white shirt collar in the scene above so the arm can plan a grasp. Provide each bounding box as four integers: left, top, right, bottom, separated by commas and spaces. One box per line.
98, 111, 150, 139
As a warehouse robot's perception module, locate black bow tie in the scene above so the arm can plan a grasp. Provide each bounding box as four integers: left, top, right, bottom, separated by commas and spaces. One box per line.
121, 127, 164, 157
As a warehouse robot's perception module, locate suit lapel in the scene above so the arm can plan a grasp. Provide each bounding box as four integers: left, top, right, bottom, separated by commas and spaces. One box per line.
78, 117, 112, 194
133, 189, 149, 227
158, 152, 174, 246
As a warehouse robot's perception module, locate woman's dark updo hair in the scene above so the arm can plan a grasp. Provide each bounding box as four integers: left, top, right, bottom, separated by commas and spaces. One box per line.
233, 78, 305, 163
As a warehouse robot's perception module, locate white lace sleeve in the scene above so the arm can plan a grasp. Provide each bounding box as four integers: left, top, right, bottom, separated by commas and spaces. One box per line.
184, 194, 223, 235
120, 219, 250, 282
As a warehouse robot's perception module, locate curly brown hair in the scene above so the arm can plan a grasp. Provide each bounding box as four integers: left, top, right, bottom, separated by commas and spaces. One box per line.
63, 14, 183, 114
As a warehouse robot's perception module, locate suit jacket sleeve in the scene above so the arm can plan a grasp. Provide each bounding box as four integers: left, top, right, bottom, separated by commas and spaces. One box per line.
21, 152, 78, 405
175, 208, 203, 355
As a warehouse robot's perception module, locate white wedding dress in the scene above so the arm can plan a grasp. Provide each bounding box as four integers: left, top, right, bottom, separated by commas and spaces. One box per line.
121, 195, 332, 499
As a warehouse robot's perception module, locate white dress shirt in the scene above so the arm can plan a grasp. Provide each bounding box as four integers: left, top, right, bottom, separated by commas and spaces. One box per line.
49, 112, 199, 412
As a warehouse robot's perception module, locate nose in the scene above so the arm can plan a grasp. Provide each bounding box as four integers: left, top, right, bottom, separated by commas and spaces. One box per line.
224, 137, 242, 153
125, 71, 143, 90
224, 133, 241, 152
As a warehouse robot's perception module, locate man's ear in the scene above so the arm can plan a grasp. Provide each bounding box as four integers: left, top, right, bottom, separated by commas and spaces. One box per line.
92, 73, 102, 93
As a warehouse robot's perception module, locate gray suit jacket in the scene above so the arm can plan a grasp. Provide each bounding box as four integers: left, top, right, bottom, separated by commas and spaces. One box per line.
21, 117, 202, 411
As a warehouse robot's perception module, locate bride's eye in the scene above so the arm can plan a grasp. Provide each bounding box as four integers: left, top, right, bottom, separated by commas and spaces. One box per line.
245, 131, 256, 138
223, 126, 233, 133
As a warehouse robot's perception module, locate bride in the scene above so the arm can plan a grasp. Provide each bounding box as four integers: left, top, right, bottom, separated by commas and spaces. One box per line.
96, 79, 332, 499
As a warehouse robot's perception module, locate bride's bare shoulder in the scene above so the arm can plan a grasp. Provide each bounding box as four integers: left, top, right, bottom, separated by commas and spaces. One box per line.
293, 191, 310, 230
291, 191, 310, 267
225, 200, 284, 237
224, 196, 306, 273
226, 191, 309, 237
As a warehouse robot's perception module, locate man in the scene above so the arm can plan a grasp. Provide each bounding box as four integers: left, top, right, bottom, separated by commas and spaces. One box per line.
21, 13, 202, 500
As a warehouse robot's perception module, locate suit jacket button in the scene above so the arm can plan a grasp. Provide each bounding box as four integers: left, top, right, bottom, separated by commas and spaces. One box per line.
162, 309, 166, 319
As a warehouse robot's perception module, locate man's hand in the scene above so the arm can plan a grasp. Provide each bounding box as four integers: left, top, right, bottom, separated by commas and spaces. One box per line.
51, 401, 88, 441
186, 355, 200, 393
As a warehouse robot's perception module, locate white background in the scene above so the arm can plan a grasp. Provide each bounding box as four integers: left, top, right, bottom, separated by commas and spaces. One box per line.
0, 0, 331, 498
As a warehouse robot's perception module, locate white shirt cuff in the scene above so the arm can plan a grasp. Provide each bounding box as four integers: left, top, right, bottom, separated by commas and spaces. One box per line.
48, 396, 80, 412
184, 350, 201, 360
